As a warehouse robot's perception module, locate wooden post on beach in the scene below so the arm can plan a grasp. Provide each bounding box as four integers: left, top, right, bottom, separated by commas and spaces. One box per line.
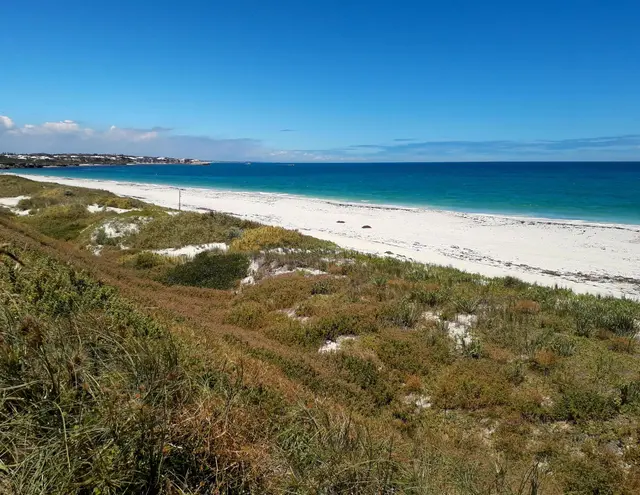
178, 189, 182, 211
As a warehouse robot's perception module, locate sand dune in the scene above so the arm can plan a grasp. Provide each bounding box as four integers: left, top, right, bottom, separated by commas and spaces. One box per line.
10, 173, 640, 300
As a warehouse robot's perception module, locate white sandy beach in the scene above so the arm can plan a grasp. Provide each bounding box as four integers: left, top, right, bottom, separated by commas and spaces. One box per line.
8, 173, 640, 300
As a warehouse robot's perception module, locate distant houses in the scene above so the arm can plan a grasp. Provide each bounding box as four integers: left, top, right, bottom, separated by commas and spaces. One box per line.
0, 153, 208, 168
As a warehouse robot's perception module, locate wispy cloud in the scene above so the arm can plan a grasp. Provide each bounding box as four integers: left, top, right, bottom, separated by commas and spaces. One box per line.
1, 114, 638, 161
320, 135, 640, 161
348, 144, 385, 149
0, 116, 269, 160
280, 128, 296, 132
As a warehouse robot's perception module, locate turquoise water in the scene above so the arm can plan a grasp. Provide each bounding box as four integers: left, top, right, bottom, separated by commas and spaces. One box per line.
12, 162, 640, 224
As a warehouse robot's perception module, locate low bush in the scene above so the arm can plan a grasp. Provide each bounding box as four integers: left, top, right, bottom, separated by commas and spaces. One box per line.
404, 374, 423, 393
311, 278, 335, 295
22, 203, 97, 240
334, 354, 394, 406
375, 335, 439, 375
226, 225, 243, 241
433, 360, 511, 410
620, 380, 640, 408
0, 175, 48, 197
532, 349, 558, 374
93, 226, 119, 246
451, 286, 485, 314
121, 251, 172, 270
502, 275, 527, 289
379, 299, 422, 328
547, 334, 577, 357
16, 188, 68, 210
164, 251, 250, 289
225, 301, 267, 329
239, 275, 317, 310
514, 299, 541, 314
564, 297, 639, 337
97, 196, 146, 209
262, 312, 331, 348
553, 387, 619, 422
128, 211, 258, 249
295, 295, 340, 318
311, 303, 379, 340
231, 226, 335, 252
410, 283, 445, 306
559, 451, 625, 495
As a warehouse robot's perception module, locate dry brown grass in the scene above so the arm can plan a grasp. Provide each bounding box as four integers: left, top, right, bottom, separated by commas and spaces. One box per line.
514, 299, 541, 314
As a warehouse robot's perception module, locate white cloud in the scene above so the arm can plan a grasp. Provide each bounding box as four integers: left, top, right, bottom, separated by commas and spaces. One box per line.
0, 114, 275, 160
106, 126, 160, 142
0, 116, 14, 130
8, 119, 92, 137
0, 114, 351, 161
41, 120, 81, 133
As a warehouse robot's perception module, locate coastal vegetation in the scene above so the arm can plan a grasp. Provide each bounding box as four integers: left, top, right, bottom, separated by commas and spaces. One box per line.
1, 175, 640, 494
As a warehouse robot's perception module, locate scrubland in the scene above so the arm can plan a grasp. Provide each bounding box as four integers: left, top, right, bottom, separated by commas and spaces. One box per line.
1, 175, 640, 494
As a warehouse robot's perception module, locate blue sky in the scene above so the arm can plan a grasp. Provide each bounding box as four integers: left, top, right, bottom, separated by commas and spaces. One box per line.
1, 0, 639, 161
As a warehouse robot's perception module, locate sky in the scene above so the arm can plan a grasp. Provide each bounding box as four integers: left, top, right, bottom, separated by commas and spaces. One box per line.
1, 0, 639, 161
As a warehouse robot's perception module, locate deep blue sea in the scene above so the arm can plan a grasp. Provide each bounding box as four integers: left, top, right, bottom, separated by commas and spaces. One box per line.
12, 162, 640, 224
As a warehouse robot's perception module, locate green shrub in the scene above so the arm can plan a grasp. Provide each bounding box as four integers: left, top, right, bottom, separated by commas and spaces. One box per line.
239, 275, 317, 310
22, 204, 96, 240
410, 283, 445, 306
565, 297, 639, 337
98, 196, 145, 209
16, 197, 37, 210
164, 251, 250, 289
559, 452, 624, 495
0, 206, 15, 216
225, 301, 267, 329
93, 227, 119, 246
312, 304, 379, 340
334, 354, 394, 406
451, 286, 484, 314
553, 387, 619, 422
433, 360, 511, 410
375, 335, 443, 375
620, 380, 640, 408
600, 306, 638, 336
16, 189, 67, 210
262, 312, 325, 347
502, 276, 526, 289
121, 251, 171, 270
226, 226, 244, 241
0, 175, 48, 197
311, 278, 334, 295
547, 334, 577, 357
379, 299, 422, 328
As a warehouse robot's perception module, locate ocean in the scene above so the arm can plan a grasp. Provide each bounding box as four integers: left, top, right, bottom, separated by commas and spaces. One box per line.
13, 161, 640, 224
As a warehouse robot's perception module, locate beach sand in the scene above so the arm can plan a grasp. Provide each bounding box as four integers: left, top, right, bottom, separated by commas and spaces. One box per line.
9, 173, 640, 300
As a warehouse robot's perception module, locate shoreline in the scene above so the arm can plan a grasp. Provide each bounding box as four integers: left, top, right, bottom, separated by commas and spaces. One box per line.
6, 172, 640, 300
12, 171, 640, 227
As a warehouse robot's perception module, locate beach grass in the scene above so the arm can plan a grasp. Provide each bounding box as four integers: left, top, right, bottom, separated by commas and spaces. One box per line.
1, 174, 640, 493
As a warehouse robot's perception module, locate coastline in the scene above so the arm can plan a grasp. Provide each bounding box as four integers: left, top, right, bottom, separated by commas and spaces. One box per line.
6, 172, 640, 300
